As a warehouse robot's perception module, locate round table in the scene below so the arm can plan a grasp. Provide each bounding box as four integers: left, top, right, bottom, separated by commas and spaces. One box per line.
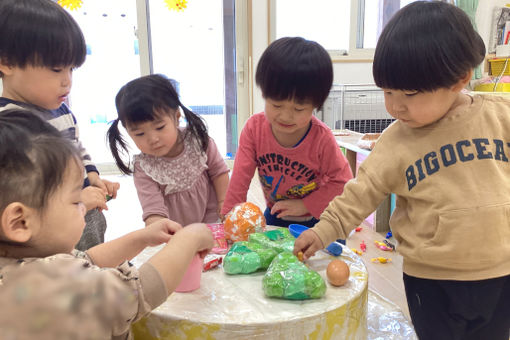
131, 244, 368, 340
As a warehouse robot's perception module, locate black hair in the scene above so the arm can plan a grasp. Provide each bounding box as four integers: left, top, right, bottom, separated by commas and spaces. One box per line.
255, 37, 333, 109
373, 1, 485, 92
107, 74, 209, 175
0, 109, 82, 215
0, 0, 86, 73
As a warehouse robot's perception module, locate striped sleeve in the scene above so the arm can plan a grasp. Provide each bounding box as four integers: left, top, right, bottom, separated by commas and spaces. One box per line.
49, 104, 98, 175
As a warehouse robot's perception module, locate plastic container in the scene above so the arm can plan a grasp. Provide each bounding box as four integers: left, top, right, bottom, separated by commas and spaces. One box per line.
175, 254, 203, 293
289, 224, 308, 238
474, 83, 510, 92
488, 58, 510, 76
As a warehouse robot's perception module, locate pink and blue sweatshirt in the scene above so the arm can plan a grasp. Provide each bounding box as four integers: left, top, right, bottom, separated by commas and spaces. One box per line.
222, 113, 353, 219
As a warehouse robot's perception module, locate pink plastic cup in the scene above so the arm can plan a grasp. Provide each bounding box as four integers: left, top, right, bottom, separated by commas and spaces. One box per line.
175, 254, 203, 293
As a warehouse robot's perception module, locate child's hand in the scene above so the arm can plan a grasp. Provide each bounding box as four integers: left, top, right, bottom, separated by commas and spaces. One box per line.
270, 199, 308, 218
81, 186, 108, 211
293, 229, 324, 260
87, 172, 104, 190
87, 173, 120, 198
143, 219, 183, 247
101, 178, 120, 198
180, 223, 215, 258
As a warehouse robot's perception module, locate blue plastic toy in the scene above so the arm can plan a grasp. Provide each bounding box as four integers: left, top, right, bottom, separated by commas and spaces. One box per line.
289, 224, 308, 238
325, 242, 343, 256
289, 224, 343, 256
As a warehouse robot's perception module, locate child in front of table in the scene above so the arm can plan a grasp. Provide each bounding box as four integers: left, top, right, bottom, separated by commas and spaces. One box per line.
0, 0, 119, 251
221, 37, 353, 228
294, 2, 510, 339
108, 74, 230, 227
0, 109, 214, 338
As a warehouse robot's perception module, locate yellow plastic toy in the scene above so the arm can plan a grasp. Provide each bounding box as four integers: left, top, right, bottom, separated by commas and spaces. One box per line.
371, 257, 392, 264
351, 248, 363, 256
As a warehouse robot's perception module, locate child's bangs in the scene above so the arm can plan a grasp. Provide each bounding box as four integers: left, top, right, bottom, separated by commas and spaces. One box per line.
118, 86, 179, 127
120, 103, 158, 127
374, 38, 476, 92
31, 21, 86, 68
0, 4, 86, 69
373, 45, 426, 92
262, 69, 321, 105
373, 1, 485, 92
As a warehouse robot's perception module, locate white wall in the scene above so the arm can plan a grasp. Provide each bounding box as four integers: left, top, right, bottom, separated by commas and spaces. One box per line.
332, 62, 374, 84
250, 0, 507, 113
477, 0, 509, 51
250, 1, 269, 115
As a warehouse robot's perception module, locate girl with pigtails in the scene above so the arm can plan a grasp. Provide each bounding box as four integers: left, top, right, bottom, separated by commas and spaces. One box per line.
107, 74, 229, 228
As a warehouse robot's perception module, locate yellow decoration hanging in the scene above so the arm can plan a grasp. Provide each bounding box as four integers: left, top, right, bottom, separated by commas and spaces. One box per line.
164, 0, 188, 11
57, 0, 83, 11
58, 0, 189, 12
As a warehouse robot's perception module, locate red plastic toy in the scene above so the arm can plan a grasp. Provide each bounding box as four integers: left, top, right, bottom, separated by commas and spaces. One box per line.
360, 240, 367, 252
203, 257, 223, 271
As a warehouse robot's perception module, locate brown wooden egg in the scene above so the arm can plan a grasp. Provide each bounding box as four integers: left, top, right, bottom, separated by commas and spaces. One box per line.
326, 259, 350, 286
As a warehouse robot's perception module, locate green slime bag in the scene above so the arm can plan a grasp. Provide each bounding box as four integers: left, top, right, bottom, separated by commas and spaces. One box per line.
223, 242, 277, 274
248, 228, 294, 253
263, 252, 326, 300
223, 229, 295, 274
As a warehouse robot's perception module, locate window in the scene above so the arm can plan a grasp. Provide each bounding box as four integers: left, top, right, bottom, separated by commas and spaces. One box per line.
65, 0, 243, 169
148, 0, 236, 158
273, 0, 350, 54
361, 0, 418, 49
270, 0, 422, 59
69, 0, 141, 164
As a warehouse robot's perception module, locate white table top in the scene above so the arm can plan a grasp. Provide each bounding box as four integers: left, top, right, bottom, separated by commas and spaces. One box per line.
131, 233, 370, 340
132, 245, 367, 325
333, 129, 371, 156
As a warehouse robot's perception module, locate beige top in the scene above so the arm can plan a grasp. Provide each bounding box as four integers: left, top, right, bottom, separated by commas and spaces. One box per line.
0, 250, 167, 340
314, 94, 510, 280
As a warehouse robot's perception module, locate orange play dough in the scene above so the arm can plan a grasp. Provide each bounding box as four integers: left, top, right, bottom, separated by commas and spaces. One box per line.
224, 202, 266, 242
326, 259, 350, 286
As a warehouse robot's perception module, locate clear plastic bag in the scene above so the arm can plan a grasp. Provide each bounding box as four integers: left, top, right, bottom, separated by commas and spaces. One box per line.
263, 252, 326, 300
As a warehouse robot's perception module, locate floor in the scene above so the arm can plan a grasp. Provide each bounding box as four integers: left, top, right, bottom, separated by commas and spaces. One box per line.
346, 225, 409, 319
102, 173, 410, 320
